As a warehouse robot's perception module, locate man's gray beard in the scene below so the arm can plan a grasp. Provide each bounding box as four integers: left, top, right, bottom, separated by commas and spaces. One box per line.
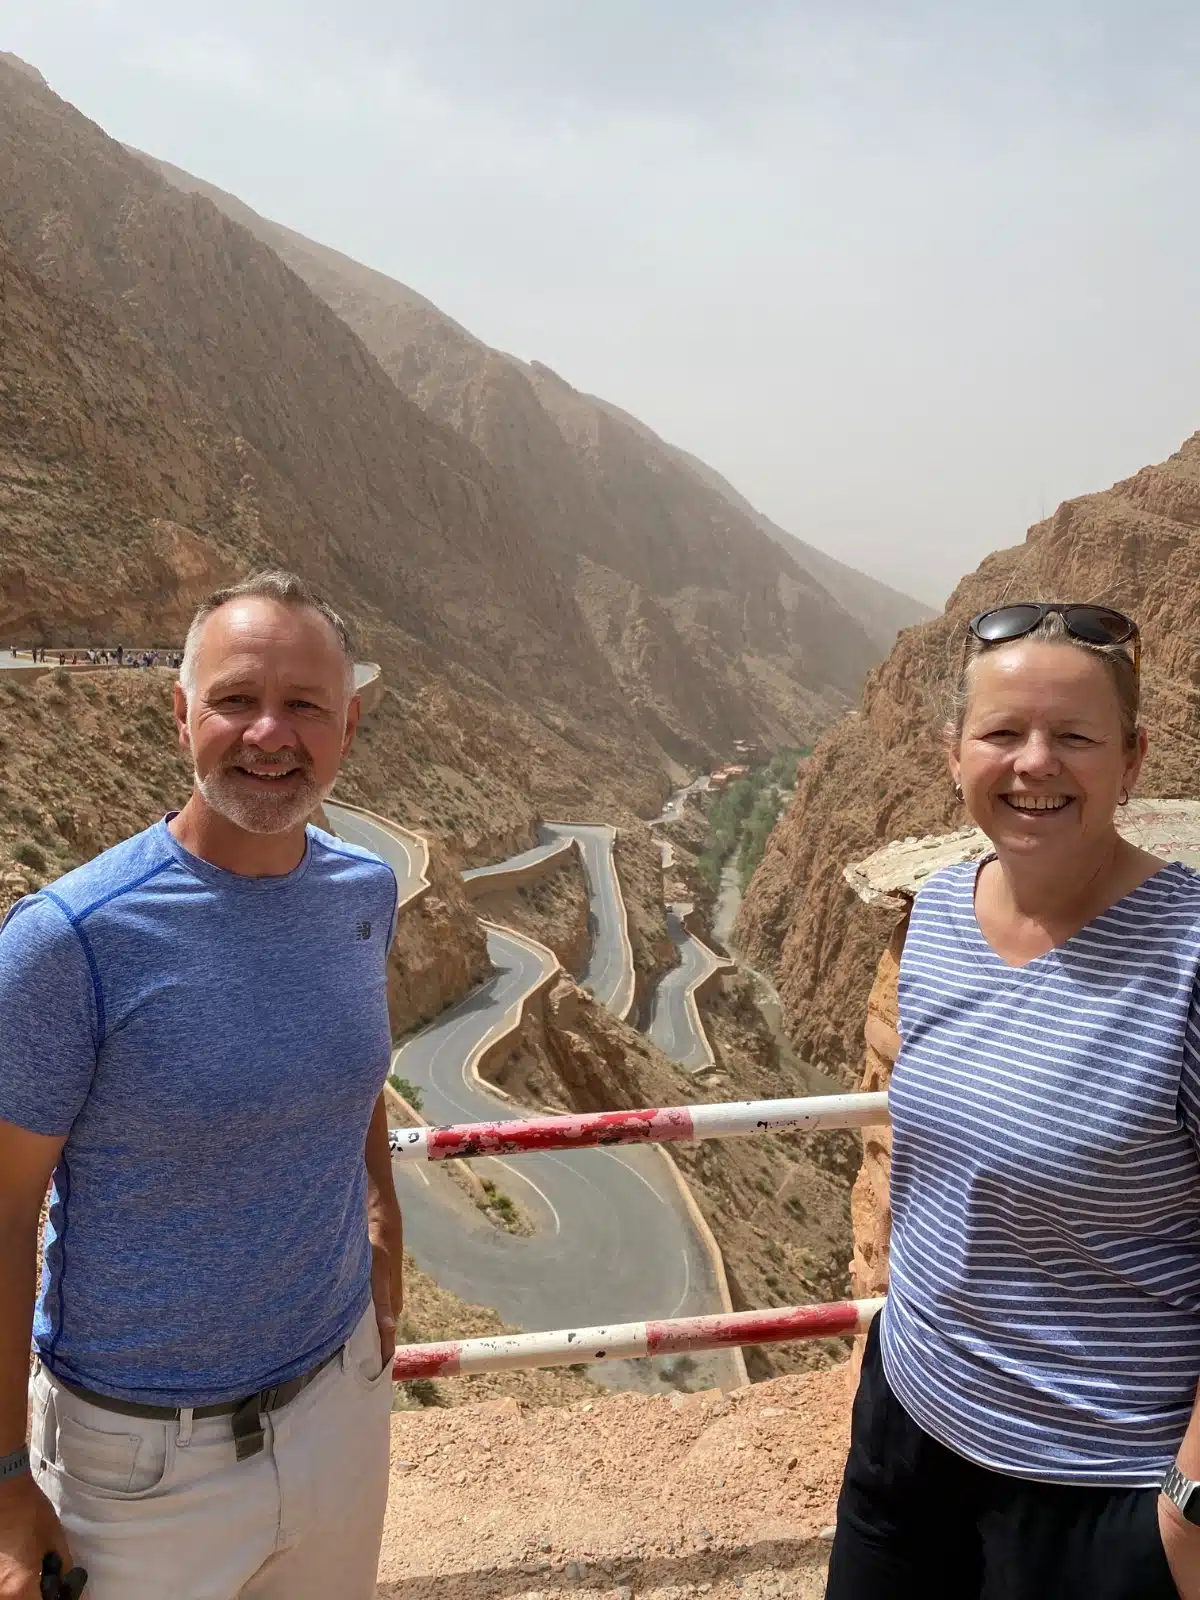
196, 762, 335, 836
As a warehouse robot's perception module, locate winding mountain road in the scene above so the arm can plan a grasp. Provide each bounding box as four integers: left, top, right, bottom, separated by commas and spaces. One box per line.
541, 823, 634, 1018
327, 802, 734, 1393
646, 905, 730, 1072
462, 834, 566, 885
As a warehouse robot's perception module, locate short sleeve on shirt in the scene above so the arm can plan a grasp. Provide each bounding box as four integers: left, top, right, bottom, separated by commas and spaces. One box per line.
0, 894, 99, 1136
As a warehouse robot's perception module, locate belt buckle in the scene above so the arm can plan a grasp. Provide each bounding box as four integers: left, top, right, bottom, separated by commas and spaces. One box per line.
259, 1385, 281, 1412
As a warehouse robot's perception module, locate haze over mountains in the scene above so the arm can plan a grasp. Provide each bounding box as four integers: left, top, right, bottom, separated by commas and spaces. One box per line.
140, 151, 929, 658
133, 147, 932, 690
0, 51, 932, 838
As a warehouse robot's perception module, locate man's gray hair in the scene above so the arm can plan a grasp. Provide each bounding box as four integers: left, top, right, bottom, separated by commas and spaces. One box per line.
179, 570, 356, 700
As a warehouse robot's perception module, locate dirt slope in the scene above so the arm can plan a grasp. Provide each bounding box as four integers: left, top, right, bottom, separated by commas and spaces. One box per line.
735, 432, 1200, 1080
378, 1371, 849, 1599
0, 234, 287, 644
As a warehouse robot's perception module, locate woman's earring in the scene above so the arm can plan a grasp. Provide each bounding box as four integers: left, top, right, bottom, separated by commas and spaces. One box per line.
953, 783, 964, 801
1118, 788, 1130, 807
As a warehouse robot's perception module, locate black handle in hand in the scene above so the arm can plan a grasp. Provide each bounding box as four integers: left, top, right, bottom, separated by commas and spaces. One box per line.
41, 1551, 88, 1599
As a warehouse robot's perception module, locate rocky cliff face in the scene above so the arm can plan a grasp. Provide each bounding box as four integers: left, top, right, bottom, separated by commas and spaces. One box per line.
386, 835, 491, 1038
735, 432, 1200, 1079
0, 235, 284, 644
134, 149, 926, 760
0, 670, 190, 919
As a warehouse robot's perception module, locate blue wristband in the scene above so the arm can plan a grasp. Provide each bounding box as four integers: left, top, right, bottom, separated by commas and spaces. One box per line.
0, 1445, 30, 1481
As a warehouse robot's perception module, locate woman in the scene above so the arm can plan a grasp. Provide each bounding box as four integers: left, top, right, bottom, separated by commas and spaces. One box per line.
826, 602, 1200, 1599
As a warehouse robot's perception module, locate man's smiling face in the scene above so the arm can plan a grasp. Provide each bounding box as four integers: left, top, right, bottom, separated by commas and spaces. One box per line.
175, 597, 359, 836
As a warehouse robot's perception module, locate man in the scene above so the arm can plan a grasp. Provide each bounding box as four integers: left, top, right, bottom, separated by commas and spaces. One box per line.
0, 571, 403, 1598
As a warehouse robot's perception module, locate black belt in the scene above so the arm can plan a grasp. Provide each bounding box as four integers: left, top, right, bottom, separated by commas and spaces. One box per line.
48, 1347, 341, 1461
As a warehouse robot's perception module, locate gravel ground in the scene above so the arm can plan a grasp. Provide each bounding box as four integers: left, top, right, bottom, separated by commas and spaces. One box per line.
377, 1365, 852, 1600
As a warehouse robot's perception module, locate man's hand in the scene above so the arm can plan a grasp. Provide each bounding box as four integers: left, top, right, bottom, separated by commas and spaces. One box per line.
1160, 1492, 1200, 1598
365, 1091, 403, 1371
0, 1473, 77, 1599
369, 1219, 403, 1369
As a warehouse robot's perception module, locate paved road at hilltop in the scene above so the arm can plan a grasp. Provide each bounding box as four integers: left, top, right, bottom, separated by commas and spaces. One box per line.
326, 802, 735, 1394
0, 652, 378, 696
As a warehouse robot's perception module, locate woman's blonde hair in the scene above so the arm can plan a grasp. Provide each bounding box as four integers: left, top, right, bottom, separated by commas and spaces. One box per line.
948, 609, 1140, 748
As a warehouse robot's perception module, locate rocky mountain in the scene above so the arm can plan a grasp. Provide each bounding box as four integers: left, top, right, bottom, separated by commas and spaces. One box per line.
132, 150, 926, 758
0, 55, 688, 847
0, 91, 660, 844
0, 63, 610, 690
0, 232, 275, 642
659, 442, 935, 654
735, 432, 1200, 1080
0, 49, 931, 876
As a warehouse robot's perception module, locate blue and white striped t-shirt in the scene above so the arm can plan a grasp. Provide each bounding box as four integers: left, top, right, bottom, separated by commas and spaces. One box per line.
880, 857, 1200, 1487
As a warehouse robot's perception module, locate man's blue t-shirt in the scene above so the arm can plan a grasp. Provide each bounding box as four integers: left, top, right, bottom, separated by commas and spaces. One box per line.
0, 817, 398, 1406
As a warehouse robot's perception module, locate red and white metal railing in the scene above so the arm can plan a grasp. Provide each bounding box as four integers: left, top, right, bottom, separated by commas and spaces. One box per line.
391, 1298, 884, 1380
387, 1090, 890, 1162
387, 1090, 889, 1379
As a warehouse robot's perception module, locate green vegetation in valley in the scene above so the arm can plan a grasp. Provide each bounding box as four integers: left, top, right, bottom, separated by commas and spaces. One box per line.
696, 746, 807, 894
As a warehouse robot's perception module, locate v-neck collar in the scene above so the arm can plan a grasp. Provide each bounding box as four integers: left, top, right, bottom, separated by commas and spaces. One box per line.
964, 854, 1182, 973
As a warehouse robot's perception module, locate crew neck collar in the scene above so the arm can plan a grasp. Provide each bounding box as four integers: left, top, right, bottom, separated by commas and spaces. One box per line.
157, 815, 313, 890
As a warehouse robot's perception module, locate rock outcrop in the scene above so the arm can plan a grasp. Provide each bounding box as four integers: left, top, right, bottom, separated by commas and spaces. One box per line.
736, 432, 1200, 1080
387, 836, 490, 1037
468, 858, 592, 980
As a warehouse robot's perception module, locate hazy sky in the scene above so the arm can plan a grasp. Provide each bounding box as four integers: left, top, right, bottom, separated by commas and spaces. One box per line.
7, 3, 1200, 604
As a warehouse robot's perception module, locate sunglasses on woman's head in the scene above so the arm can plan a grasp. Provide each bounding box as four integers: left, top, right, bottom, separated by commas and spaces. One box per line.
968, 603, 1141, 676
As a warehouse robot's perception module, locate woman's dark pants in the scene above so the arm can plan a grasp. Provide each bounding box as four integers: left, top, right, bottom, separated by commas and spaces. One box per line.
825, 1318, 1179, 1599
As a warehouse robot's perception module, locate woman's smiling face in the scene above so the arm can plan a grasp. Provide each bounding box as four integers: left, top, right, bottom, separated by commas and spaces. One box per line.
949, 640, 1146, 860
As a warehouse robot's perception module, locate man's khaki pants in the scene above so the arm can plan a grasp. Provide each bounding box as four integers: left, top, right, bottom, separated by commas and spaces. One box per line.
29, 1306, 393, 1599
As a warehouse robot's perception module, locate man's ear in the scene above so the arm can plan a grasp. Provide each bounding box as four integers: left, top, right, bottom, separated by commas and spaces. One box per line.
173, 683, 191, 752
341, 694, 362, 757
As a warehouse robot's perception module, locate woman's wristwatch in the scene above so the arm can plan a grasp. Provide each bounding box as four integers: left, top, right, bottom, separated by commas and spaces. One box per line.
1162, 1461, 1200, 1523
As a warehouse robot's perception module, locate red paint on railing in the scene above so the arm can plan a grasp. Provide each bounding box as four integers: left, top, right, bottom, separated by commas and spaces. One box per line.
390, 1298, 880, 1382
393, 1339, 463, 1379
645, 1301, 863, 1355
426, 1105, 696, 1160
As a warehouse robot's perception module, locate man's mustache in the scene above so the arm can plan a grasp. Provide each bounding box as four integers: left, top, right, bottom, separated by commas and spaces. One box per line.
221, 751, 313, 774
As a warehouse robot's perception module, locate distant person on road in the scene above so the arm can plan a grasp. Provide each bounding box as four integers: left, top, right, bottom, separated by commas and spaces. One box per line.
826, 603, 1200, 1600
0, 570, 402, 1599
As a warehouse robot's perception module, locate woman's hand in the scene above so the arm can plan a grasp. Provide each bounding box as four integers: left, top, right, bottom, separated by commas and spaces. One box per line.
1160, 1492, 1200, 1597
